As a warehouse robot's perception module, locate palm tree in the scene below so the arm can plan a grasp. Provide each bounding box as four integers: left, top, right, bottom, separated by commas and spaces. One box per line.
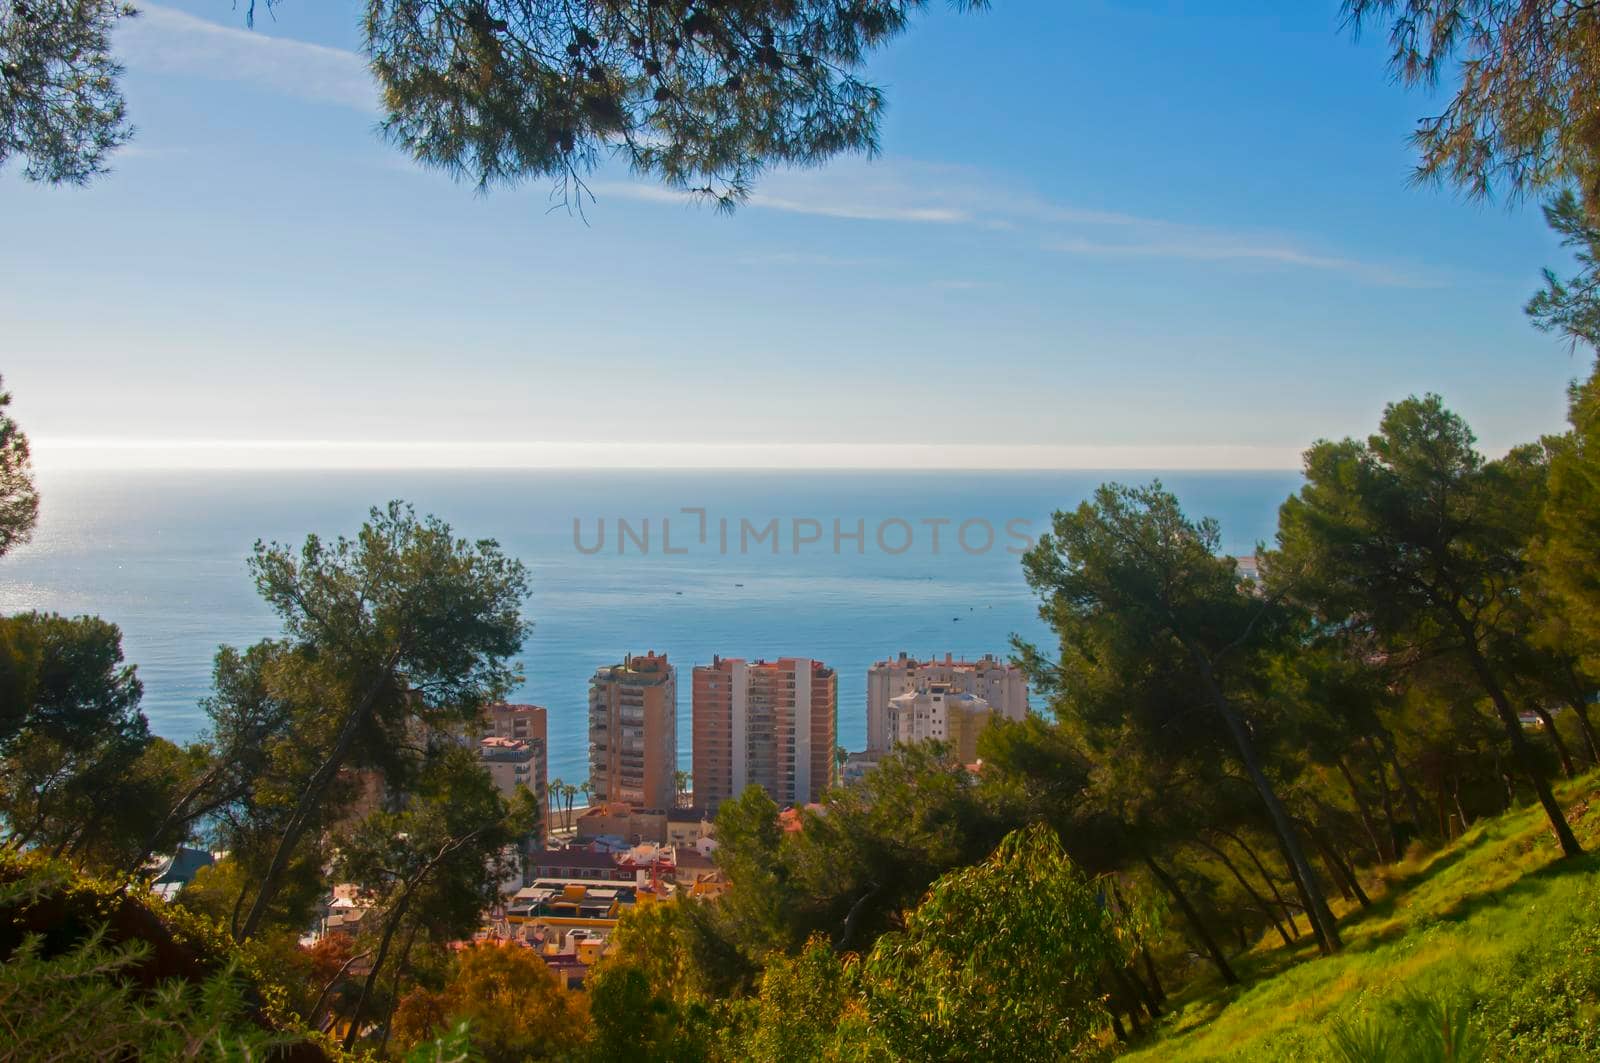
561, 782, 579, 831
674, 770, 692, 808
546, 777, 563, 834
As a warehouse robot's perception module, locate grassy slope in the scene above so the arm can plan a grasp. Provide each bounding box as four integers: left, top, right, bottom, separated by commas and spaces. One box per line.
1124, 773, 1600, 1061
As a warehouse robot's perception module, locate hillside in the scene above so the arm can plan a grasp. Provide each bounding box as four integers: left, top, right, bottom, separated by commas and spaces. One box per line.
1124, 774, 1600, 1061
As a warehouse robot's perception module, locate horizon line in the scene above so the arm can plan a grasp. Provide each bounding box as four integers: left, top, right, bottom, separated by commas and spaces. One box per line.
30, 437, 1304, 473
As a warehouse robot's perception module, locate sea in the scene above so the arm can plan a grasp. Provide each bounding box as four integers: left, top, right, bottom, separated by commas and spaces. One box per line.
0, 469, 1302, 783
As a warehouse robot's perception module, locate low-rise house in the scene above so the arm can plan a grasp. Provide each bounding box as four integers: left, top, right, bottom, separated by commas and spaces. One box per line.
505, 881, 637, 930
525, 847, 637, 883
665, 807, 715, 848
576, 802, 668, 845
321, 884, 374, 940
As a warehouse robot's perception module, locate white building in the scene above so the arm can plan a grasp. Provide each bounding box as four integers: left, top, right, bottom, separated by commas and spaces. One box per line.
866, 652, 1028, 753
481, 736, 537, 790
885, 686, 990, 744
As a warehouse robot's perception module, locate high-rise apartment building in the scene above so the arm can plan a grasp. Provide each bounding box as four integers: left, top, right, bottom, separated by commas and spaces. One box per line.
693, 656, 837, 811
484, 703, 548, 842
588, 651, 678, 810
885, 684, 996, 764
865, 652, 1028, 753
487, 702, 548, 746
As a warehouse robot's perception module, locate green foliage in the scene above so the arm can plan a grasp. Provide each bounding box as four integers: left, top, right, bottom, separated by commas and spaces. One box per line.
402, 1020, 483, 1063
1328, 991, 1486, 1063
738, 936, 851, 1063
0, 611, 156, 867
783, 742, 1016, 953
1123, 774, 1600, 1062
1343, 1, 1600, 208
587, 960, 717, 1063
0, 850, 324, 1060
0, 373, 37, 556
1527, 190, 1600, 349
0, 928, 285, 1059
707, 785, 793, 967
391, 944, 586, 1062
1539, 366, 1600, 672
237, 500, 530, 941
1275, 393, 1584, 856
850, 823, 1119, 1062
0, 0, 133, 184
362, 0, 986, 207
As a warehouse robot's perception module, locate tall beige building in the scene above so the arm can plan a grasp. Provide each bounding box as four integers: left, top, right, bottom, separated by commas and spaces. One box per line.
483, 703, 548, 842
866, 652, 1028, 753
589, 651, 678, 810
693, 656, 837, 811
479, 736, 547, 844
885, 684, 996, 764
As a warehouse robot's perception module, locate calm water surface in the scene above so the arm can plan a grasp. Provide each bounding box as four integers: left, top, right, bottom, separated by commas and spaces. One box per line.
0, 469, 1301, 782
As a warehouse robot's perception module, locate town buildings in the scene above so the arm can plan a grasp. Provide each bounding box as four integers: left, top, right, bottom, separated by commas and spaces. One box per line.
865, 652, 1028, 753
479, 736, 548, 845
588, 652, 678, 810
487, 702, 549, 746
692, 656, 837, 811
884, 683, 996, 764
484, 703, 549, 841
576, 803, 668, 846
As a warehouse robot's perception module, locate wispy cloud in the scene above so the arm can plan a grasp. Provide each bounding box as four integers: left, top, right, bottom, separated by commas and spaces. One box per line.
110, 10, 1430, 288
745, 192, 968, 224
119, 4, 377, 113
1048, 237, 1431, 287
599, 160, 1432, 287
590, 181, 970, 224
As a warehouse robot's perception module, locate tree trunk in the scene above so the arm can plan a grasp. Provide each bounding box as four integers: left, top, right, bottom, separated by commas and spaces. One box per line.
1109, 878, 1168, 999
1279, 843, 1331, 953
228, 881, 252, 940
308, 948, 373, 1030
1141, 853, 1238, 985
1188, 653, 1343, 950
126, 762, 228, 877
1335, 755, 1386, 865
1451, 775, 1470, 839
343, 890, 413, 1052
1307, 820, 1370, 909
835, 883, 882, 950
1564, 694, 1600, 767
1377, 736, 1430, 839
238, 669, 393, 941
1529, 703, 1576, 779
1213, 829, 1300, 939
342, 823, 490, 1050
1112, 963, 1159, 1019
1434, 776, 1450, 841
1373, 756, 1403, 862
376, 924, 422, 1057
1192, 837, 1294, 948
1459, 634, 1583, 857
1141, 948, 1167, 1002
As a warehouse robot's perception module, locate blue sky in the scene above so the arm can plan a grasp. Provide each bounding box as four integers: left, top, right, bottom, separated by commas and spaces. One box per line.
2, 0, 1591, 470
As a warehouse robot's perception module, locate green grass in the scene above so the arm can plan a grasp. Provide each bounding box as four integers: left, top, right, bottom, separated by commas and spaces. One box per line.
1123, 774, 1600, 1061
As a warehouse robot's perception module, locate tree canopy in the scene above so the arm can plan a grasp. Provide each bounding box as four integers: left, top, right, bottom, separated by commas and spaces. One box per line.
0, 0, 132, 184
1345, 0, 1600, 210
1274, 394, 1585, 856
5, 0, 983, 203
0, 374, 38, 559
